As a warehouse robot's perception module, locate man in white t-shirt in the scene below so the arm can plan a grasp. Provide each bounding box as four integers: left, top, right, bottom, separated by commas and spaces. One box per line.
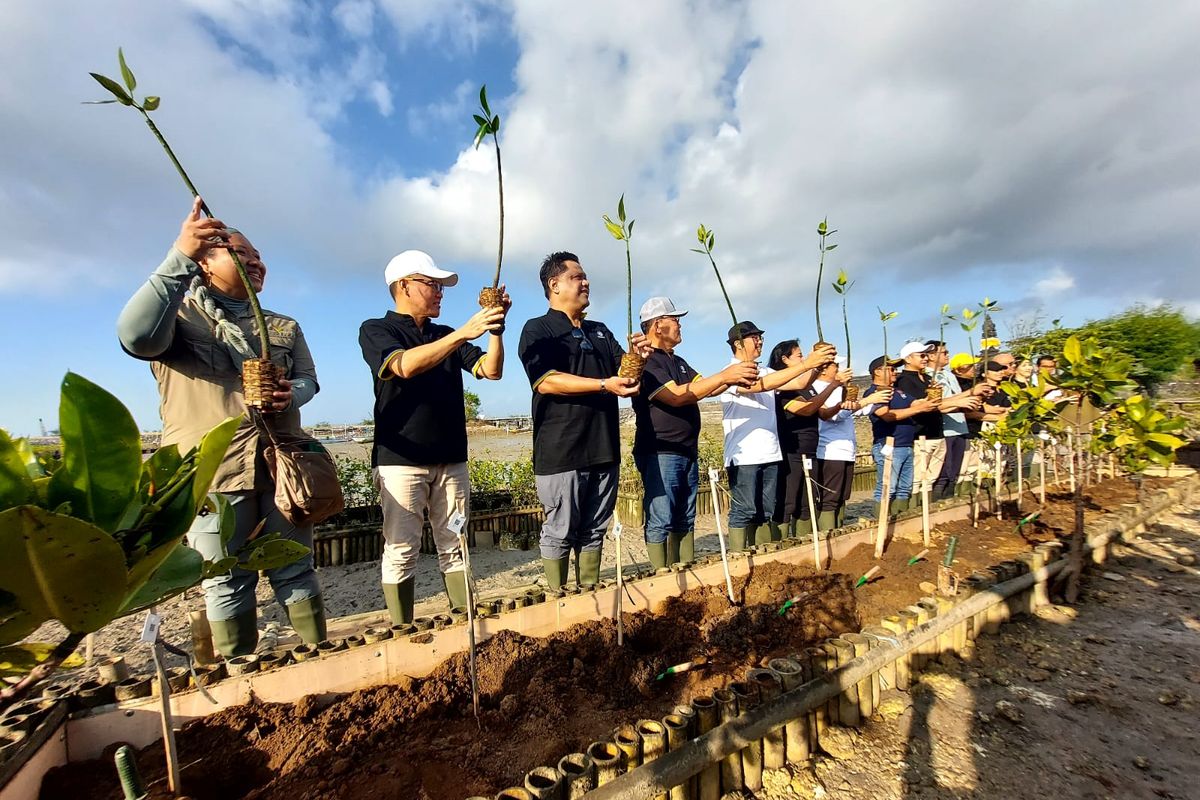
813, 360, 890, 529
721, 321, 834, 550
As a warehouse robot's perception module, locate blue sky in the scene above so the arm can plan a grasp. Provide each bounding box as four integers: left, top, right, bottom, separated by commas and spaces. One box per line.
2, 0, 1198, 436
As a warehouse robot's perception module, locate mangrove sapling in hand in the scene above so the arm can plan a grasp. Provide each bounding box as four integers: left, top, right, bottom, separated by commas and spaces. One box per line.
603, 194, 645, 381
87, 49, 277, 408
832, 269, 858, 401
691, 224, 739, 330
471, 85, 506, 309
814, 218, 838, 343
878, 307, 899, 360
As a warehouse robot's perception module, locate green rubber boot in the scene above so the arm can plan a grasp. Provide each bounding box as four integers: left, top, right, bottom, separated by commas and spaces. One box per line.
835, 508, 846, 528
210, 611, 258, 657
764, 521, 782, 543
382, 580, 415, 625
785, 520, 798, 538
576, 549, 602, 587
891, 497, 911, 517
816, 511, 837, 532
647, 541, 669, 569
286, 596, 327, 645
542, 556, 569, 590
727, 526, 749, 552
442, 571, 469, 610
674, 531, 695, 564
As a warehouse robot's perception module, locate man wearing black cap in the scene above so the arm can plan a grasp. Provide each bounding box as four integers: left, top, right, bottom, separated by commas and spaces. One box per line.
866, 355, 934, 515
720, 322, 834, 550
632, 297, 758, 568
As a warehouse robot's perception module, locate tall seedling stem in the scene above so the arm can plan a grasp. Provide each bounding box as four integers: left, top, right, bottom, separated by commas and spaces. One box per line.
602, 195, 636, 338
692, 225, 738, 330
878, 308, 899, 359
471, 85, 504, 289
87, 49, 269, 358
815, 218, 837, 342
833, 270, 854, 367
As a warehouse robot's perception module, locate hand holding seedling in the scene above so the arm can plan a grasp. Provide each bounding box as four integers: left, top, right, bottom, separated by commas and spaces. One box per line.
864, 388, 892, 405
606, 377, 640, 398
458, 306, 507, 341
911, 398, 937, 413
628, 332, 653, 358
173, 197, 229, 261
835, 368, 853, 385
268, 377, 293, 413
971, 383, 996, 398
720, 360, 759, 388
804, 343, 838, 369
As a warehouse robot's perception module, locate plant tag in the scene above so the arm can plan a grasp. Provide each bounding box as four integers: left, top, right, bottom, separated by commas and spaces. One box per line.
881, 444, 894, 457
708, 468, 721, 483
448, 511, 467, 534
140, 612, 162, 644
802, 456, 814, 470
613, 520, 623, 540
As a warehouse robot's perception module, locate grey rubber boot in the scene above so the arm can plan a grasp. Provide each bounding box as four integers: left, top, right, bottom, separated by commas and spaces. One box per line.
816, 511, 837, 532
646, 541, 668, 569
542, 556, 570, 590
286, 596, 327, 645
673, 531, 695, 564
443, 571, 469, 610
383, 580, 415, 625
211, 611, 258, 657
576, 550, 602, 587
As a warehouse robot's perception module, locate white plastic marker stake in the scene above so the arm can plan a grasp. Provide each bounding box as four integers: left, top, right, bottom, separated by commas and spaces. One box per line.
448, 510, 480, 722
708, 468, 737, 604
875, 437, 895, 558
917, 436, 931, 548
1067, 430, 1076, 492
802, 456, 822, 569
994, 442, 1004, 520
613, 518, 625, 646
1050, 436, 1061, 486
1038, 432, 1049, 504
144, 610, 180, 795
1015, 439, 1024, 514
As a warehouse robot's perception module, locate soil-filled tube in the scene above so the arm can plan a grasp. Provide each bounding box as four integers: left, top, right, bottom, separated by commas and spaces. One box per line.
691, 696, 720, 800
962, 573, 991, 642
1015, 553, 1039, 615
934, 596, 956, 660
819, 642, 840, 726
879, 617, 909, 690
523, 766, 563, 800
496, 789, 534, 800
557, 753, 595, 799
802, 647, 828, 742
748, 668, 785, 770
906, 604, 930, 669
661, 713, 691, 800
768, 657, 810, 764
1029, 548, 1050, 609
860, 628, 896, 696
713, 688, 744, 792
915, 599, 939, 662
586, 741, 625, 787
613, 723, 642, 769
729, 680, 763, 792
842, 634, 875, 719
828, 639, 860, 727
636, 719, 669, 800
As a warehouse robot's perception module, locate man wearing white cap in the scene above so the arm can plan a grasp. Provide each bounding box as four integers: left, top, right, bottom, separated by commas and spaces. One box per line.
631, 297, 757, 568
358, 250, 509, 624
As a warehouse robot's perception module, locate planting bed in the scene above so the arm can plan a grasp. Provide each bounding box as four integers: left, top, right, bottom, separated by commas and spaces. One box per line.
37, 477, 1163, 800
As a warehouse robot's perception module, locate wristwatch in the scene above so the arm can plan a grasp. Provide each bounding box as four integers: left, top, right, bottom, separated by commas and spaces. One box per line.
599, 378, 607, 393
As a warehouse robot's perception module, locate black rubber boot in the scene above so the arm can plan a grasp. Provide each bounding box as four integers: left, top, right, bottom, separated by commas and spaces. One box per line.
576, 550, 602, 587
647, 541, 668, 569
286, 596, 327, 645
443, 571, 469, 610
383, 580, 415, 625
542, 556, 569, 590
210, 611, 258, 657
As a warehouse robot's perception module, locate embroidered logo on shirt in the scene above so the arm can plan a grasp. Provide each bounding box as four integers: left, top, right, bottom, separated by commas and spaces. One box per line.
594, 330, 606, 339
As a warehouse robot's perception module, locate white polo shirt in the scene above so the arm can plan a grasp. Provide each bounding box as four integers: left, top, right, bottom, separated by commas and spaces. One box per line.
815, 381, 857, 461
720, 362, 782, 467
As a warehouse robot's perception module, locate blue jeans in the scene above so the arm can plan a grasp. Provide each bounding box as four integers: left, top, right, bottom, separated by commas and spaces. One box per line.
636, 452, 699, 544
871, 442, 914, 501
726, 462, 780, 528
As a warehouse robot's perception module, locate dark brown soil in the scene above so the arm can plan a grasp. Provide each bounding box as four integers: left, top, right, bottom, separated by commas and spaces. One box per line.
39, 477, 1160, 800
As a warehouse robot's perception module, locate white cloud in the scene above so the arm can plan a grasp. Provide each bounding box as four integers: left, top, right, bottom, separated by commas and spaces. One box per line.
1034, 266, 1076, 295
333, 0, 376, 39
406, 79, 475, 138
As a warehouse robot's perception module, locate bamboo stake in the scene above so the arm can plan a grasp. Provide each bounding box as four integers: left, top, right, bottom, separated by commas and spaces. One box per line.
146, 614, 181, 796
874, 437, 895, 558
708, 469, 737, 604
994, 443, 1004, 520
802, 458, 823, 568
1039, 437, 1047, 504
1067, 430, 1076, 492
455, 527, 481, 722
918, 436, 931, 547
1015, 439, 1024, 514
614, 514, 625, 646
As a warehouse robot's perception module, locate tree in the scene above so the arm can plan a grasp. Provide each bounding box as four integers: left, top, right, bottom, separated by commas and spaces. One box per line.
464, 389, 482, 421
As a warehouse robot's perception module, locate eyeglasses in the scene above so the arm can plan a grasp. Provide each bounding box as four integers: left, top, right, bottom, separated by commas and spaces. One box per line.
405, 278, 445, 294
571, 327, 594, 352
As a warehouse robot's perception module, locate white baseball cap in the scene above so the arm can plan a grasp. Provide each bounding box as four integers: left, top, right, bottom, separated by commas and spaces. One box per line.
898, 341, 934, 359
639, 296, 689, 324
383, 250, 459, 287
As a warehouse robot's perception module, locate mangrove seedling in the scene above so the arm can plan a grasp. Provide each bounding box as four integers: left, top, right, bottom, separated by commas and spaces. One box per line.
878, 307, 899, 359
87, 49, 268, 361
906, 548, 930, 567
691, 224, 739, 330
854, 565, 881, 589
832, 269, 858, 399
815, 218, 838, 342
471, 84, 505, 306
654, 656, 708, 681
777, 592, 809, 616
959, 307, 981, 362
937, 304, 955, 347
603, 195, 643, 380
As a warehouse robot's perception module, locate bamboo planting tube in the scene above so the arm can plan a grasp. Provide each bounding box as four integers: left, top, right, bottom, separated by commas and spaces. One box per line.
614, 724, 642, 770
802, 647, 828, 740
828, 639, 860, 727
713, 689, 742, 792
767, 657, 809, 764
661, 714, 689, 800
842, 634, 874, 719
729, 681, 762, 792
748, 668, 785, 770
559, 753, 596, 800
587, 742, 625, 787
862, 626, 897, 694
819, 642, 840, 726
879, 616, 909, 690
690, 697, 720, 800
636, 720, 668, 800
523, 766, 563, 800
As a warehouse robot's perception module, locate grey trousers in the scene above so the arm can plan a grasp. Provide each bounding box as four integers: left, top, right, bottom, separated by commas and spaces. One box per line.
535, 466, 619, 559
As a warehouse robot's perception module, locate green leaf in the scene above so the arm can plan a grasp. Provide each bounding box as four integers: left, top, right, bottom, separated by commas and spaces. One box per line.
825, 243, 838, 251
142, 444, 183, 497
603, 218, 625, 240
49, 372, 141, 532
212, 493, 237, 551
473, 122, 488, 149
81, 99, 119, 105
117, 48, 136, 92
89, 73, 133, 106
202, 556, 238, 579
689, 248, 706, 254
1062, 335, 1082, 365
817, 219, 827, 235
479, 84, 490, 115
0, 643, 86, 679
239, 538, 310, 572
696, 224, 708, 243
617, 194, 626, 223
189, 415, 241, 514
490, 114, 500, 134
473, 114, 488, 126
142, 96, 160, 111
708, 233, 715, 249
0, 431, 37, 511
0, 506, 127, 643
627, 219, 635, 236
117, 543, 204, 617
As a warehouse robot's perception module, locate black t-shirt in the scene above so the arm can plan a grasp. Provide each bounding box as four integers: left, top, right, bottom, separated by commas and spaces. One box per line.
359, 312, 483, 467
894, 369, 943, 440
632, 348, 702, 457
518, 309, 625, 474
776, 387, 820, 455
956, 374, 983, 438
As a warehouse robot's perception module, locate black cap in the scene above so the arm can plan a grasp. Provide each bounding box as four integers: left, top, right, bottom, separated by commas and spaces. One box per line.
727, 320, 765, 344
869, 355, 903, 373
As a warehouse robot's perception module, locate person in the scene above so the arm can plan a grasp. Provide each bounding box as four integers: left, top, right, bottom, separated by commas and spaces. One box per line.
358, 250, 508, 624
631, 297, 757, 568
770, 340, 843, 537
866, 355, 936, 516
813, 359, 890, 529
1012, 357, 1035, 389
117, 198, 325, 656
518, 252, 650, 589
949, 353, 991, 494
721, 324, 835, 549
1035, 355, 1057, 384
929, 344, 992, 499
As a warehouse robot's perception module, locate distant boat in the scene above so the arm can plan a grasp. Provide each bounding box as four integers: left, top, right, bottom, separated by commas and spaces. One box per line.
351, 435, 374, 444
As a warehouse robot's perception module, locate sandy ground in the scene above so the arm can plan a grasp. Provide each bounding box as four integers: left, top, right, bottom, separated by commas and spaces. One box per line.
747, 503, 1200, 799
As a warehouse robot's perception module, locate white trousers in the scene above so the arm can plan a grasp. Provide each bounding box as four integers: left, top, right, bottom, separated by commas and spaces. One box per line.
374, 463, 469, 584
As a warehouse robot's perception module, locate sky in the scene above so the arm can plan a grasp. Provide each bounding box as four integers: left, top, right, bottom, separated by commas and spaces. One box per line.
1, 0, 1198, 435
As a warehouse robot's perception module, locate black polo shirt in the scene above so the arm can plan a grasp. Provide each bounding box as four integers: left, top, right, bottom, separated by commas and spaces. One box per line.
894, 369, 943, 440
956, 374, 983, 439
632, 348, 702, 458
776, 387, 820, 456
359, 311, 483, 467
518, 309, 624, 475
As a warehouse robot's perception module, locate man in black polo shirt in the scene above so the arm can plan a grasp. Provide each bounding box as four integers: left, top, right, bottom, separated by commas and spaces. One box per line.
518, 252, 649, 589
359, 250, 508, 624
632, 296, 757, 568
